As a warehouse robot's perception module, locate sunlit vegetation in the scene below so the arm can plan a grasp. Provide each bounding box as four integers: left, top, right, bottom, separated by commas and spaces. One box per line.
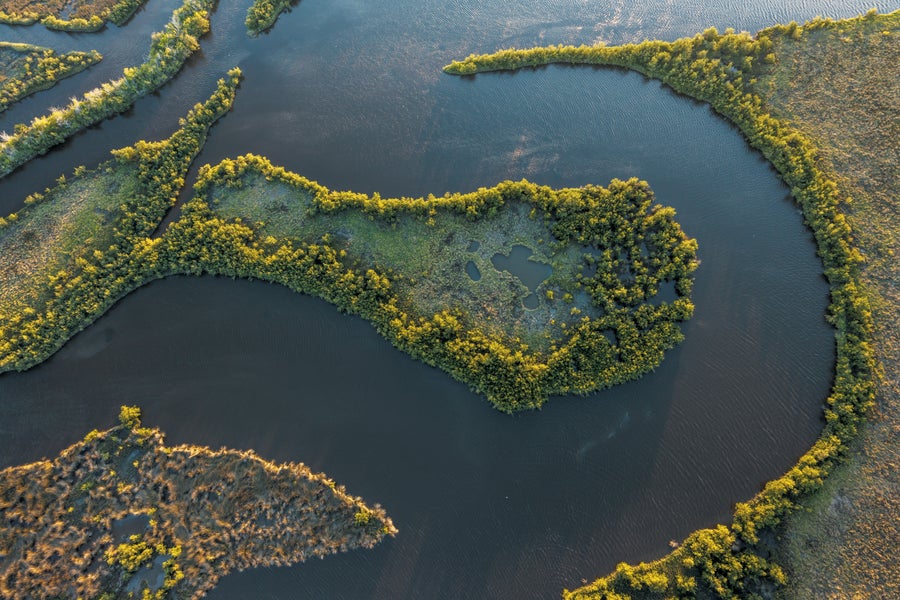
0, 0, 147, 31
153, 157, 697, 411
0, 405, 396, 599
0, 0, 214, 179
245, 0, 294, 36
0, 69, 242, 371
0, 43, 101, 114
446, 9, 890, 599
755, 10, 900, 598
0, 121, 697, 411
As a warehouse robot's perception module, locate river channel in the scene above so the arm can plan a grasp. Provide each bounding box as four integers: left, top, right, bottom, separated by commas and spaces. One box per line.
0, 0, 891, 598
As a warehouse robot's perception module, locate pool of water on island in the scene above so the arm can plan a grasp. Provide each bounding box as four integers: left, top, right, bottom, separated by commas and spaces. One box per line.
1, 0, 889, 597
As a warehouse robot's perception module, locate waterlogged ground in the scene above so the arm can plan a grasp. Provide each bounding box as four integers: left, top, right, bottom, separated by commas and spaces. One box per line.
0, 408, 395, 599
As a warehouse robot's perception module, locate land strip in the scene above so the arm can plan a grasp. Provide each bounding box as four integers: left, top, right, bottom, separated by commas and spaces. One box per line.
0, 406, 395, 599
0, 42, 101, 114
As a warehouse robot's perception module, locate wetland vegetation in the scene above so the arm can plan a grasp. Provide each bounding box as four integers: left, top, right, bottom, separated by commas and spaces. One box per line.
0, 0, 214, 178
446, 8, 895, 598
0, 0, 147, 31
0, 42, 101, 114
0, 406, 395, 599
0, 0, 895, 597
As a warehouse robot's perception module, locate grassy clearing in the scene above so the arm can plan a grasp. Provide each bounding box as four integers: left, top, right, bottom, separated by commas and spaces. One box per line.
0, 164, 139, 317
210, 172, 601, 349
0, 43, 101, 114
753, 11, 900, 599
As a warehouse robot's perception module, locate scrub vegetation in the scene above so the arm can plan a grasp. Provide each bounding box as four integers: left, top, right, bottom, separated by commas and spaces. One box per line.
0, 43, 101, 114
164, 157, 697, 411
0, 69, 242, 372
0, 0, 147, 31
446, 8, 892, 599
245, 0, 294, 36
754, 11, 900, 599
0, 0, 214, 179
0, 147, 698, 412
0, 406, 396, 599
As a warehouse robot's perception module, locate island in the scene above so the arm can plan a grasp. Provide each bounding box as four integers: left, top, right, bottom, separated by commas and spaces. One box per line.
446, 8, 894, 598
0, 42, 101, 114
0, 0, 147, 31
0, 406, 396, 599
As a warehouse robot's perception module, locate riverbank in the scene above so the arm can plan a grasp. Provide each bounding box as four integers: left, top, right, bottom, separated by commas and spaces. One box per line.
446, 9, 892, 598
0, 0, 213, 178
754, 11, 899, 598
0, 42, 101, 114
0, 406, 395, 599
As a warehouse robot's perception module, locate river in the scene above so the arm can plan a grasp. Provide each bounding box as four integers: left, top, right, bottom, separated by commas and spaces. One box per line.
0, 0, 892, 598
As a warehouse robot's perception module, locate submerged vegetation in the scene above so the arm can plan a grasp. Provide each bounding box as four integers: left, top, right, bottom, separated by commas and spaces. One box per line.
0, 406, 395, 599
0, 0, 147, 31
245, 0, 294, 36
0, 0, 214, 178
446, 8, 891, 599
0, 43, 101, 114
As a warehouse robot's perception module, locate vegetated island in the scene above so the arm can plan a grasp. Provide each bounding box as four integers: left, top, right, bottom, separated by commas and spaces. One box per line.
0, 68, 241, 371
0, 133, 699, 411
0, 0, 214, 179
0, 0, 147, 32
446, 9, 895, 599
0, 42, 101, 114
245, 0, 295, 36
0, 406, 396, 600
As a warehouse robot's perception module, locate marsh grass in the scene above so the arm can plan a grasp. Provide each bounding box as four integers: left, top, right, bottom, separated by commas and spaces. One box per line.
0, 165, 138, 316
0, 43, 101, 114
752, 12, 900, 598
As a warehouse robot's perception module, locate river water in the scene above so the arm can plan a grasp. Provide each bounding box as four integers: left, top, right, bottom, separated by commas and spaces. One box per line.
1, 1, 893, 598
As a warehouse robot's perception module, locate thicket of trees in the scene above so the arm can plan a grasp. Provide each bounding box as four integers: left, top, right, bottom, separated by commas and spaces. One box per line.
0, 0, 214, 178
0, 0, 148, 31
169, 155, 697, 411
444, 11, 880, 599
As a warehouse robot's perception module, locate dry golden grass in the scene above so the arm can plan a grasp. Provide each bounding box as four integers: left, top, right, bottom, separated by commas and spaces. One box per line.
753, 12, 900, 598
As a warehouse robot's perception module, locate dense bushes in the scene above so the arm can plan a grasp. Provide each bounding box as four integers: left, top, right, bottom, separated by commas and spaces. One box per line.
245, 0, 293, 36
164, 155, 697, 411
0, 0, 148, 30
444, 11, 880, 598
0, 0, 214, 178
0, 43, 101, 114
0, 70, 241, 372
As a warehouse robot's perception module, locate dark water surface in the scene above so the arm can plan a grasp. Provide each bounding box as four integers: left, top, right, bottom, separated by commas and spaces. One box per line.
1, 0, 890, 598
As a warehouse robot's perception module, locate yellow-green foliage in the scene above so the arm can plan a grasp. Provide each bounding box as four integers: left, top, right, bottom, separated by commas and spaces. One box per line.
0, 0, 148, 30
0, 0, 214, 178
0, 43, 101, 114
160, 154, 697, 411
245, 0, 293, 36
0, 70, 241, 373
445, 9, 882, 598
